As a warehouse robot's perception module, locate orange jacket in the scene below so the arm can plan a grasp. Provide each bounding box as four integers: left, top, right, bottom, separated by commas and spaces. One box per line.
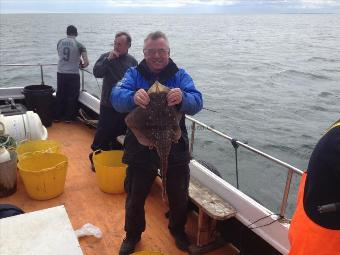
288, 172, 340, 255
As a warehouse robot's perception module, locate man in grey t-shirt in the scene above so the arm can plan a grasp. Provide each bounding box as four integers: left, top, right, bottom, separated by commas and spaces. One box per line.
55, 25, 89, 122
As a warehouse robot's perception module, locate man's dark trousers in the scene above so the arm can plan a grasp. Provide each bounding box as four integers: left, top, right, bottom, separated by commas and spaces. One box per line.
55, 72, 80, 121
124, 163, 190, 236
91, 104, 127, 151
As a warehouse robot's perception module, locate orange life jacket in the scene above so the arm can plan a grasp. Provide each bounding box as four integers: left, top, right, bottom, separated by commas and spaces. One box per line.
288, 172, 340, 255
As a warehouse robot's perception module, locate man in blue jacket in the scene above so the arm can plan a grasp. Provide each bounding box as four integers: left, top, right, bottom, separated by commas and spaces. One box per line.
111, 31, 203, 255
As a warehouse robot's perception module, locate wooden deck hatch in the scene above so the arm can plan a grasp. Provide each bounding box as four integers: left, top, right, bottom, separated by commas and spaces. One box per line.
188, 178, 237, 254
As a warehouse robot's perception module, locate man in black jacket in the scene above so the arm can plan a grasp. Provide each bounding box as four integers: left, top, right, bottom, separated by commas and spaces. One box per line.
289, 119, 340, 254
90, 32, 137, 169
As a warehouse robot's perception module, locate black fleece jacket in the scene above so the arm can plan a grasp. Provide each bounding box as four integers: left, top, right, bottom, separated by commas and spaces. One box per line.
304, 124, 340, 229
93, 52, 137, 107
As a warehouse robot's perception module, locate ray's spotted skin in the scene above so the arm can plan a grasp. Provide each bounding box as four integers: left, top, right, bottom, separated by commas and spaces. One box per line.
125, 81, 182, 199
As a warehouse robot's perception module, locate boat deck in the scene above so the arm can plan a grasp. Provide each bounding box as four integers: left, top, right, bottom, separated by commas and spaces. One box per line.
1, 121, 238, 255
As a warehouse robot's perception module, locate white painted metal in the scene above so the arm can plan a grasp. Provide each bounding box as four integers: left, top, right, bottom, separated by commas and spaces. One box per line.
78, 91, 100, 114
0, 205, 83, 255
0, 87, 25, 100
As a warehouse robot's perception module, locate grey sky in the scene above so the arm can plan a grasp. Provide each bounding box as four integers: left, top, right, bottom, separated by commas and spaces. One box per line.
1, 0, 340, 13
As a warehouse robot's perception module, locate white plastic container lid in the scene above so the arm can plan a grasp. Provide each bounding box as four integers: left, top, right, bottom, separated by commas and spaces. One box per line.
0, 147, 10, 163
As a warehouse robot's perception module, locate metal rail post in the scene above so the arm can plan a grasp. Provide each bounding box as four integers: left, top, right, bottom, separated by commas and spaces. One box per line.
40, 64, 45, 85
231, 139, 240, 189
81, 69, 85, 91
279, 169, 293, 218
189, 122, 196, 156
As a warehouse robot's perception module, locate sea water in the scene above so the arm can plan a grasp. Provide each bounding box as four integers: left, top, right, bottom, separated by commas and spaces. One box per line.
1, 13, 339, 216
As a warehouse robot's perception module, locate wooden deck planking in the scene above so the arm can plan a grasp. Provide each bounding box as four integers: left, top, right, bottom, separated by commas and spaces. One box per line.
0, 121, 238, 255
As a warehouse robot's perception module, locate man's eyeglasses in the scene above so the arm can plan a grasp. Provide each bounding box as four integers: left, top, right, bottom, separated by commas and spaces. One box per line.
143, 48, 169, 56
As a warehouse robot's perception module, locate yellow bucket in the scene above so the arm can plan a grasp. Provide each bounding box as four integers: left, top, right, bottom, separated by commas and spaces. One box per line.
16, 139, 61, 161
17, 152, 68, 200
93, 150, 127, 194
132, 252, 165, 255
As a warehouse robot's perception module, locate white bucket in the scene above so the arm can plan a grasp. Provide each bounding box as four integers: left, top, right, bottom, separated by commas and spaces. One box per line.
0, 111, 48, 142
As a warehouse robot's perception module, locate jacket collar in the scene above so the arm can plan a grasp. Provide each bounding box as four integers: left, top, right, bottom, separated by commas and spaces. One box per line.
118, 52, 128, 59
137, 58, 179, 84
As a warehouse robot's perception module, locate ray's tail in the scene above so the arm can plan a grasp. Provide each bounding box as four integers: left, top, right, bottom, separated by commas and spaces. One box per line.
160, 156, 168, 201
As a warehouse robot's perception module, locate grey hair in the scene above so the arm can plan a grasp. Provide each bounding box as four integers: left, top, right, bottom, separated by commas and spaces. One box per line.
143, 31, 169, 48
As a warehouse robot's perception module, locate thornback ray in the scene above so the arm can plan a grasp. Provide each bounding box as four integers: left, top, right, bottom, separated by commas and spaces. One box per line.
125, 81, 182, 199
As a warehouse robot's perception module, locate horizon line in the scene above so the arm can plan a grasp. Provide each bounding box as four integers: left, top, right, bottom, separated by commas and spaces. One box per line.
1, 11, 338, 14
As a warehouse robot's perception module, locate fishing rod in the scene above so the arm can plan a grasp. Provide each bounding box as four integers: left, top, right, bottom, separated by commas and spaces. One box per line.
203, 107, 218, 113
80, 68, 102, 93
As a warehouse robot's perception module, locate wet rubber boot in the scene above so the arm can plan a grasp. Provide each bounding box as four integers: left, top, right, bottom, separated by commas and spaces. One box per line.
119, 234, 141, 255
170, 230, 190, 251
88, 152, 95, 172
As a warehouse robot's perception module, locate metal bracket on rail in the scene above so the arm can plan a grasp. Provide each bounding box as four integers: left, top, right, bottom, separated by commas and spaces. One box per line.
231, 138, 240, 189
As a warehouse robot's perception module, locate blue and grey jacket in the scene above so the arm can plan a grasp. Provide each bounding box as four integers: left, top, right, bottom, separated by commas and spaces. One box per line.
111, 59, 203, 166
111, 59, 202, 115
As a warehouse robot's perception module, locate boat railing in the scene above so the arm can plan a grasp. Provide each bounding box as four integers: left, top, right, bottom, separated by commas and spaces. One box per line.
0, 63, 304, 219
186, 115, 304, 219
0, 63, 90, 91
0, 63, 57, 86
